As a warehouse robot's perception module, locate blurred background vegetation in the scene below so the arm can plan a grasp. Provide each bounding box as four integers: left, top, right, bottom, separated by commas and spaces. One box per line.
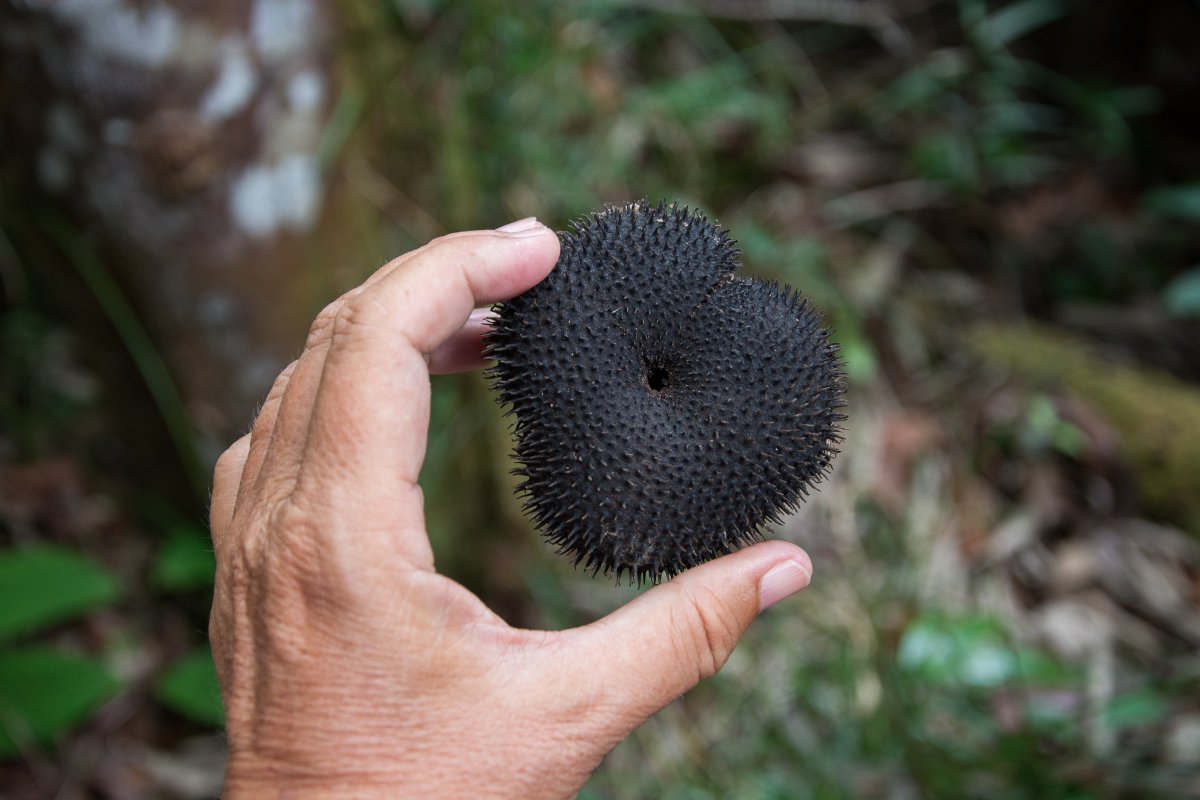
2, 0, 1200, 797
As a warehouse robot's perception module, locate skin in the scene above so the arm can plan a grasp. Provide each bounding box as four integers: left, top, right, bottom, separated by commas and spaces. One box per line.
208, 218, 815, 799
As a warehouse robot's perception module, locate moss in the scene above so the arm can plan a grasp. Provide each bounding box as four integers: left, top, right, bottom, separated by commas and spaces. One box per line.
970, 325, 1200, 534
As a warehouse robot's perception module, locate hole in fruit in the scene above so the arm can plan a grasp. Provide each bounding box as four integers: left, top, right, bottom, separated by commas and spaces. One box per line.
647, 366, 670, 392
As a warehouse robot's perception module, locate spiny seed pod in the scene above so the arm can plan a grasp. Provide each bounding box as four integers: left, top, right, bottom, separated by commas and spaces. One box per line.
486, 201, 845, 584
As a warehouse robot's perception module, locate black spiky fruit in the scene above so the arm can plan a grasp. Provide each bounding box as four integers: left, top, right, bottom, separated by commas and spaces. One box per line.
486, 201, 845, 583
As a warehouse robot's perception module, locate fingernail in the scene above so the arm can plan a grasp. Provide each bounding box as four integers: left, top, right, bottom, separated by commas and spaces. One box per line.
758, 559, 812, 612
468, 307, 496, 325
496, 216, 541, 233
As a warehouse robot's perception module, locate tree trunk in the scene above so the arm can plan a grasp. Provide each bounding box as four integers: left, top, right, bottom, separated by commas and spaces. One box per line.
2, 0, 336, 467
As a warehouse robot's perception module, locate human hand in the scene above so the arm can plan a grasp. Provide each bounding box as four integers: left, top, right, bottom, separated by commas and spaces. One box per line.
208, 218, 814, 799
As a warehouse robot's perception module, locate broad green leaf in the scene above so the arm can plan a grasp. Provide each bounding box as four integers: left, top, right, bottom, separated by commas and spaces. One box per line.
897, 613, 1065, 688
0, 546, 120, 644
156, 647, 224, 727
897, 618, 1008, 686
150, 525, 216, 591
0, 646, 120, 758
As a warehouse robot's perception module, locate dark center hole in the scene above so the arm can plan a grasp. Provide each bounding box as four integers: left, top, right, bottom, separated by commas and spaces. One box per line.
647, 365, 670, 392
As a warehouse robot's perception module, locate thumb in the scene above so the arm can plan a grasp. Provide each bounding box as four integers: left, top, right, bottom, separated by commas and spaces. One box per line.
569, 541, 812, 724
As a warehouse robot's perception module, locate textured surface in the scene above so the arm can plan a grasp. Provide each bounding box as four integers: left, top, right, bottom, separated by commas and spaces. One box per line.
487, 202, 845, 583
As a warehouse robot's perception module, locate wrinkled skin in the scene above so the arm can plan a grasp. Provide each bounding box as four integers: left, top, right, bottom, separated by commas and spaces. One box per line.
208, 219, 814, 799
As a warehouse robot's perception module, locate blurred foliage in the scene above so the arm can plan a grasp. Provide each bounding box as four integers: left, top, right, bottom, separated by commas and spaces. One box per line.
1164, 267, 1200, 318
897, 611, 1072, 688
0, 546, 119, 644
0, 548, 121, 756
155, 648, 224, 729
0, 647, 119, 759
150, 523, 217, 594
1016, 393, 1086, 458
578, 479, 1195, 800
972, 325, 1200, 531
0, 308, 95, 459
35, 212, 208, 501
1145, 184, 1200, 222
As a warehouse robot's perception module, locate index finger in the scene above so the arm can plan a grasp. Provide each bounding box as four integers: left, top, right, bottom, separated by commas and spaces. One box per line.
294, 225, 559, 525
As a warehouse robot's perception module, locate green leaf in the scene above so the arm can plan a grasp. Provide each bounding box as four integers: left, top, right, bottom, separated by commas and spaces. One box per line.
1021, 394, 1086, 457
0, 646, 120, 758
1101, 689, 1167, 731
912, 130, 979, 193
1144, 184, 1200, 221
897, 613, 1064, 688
0, 546, 121, 644
156, 647, 224, 727
979, 0, 1066, 48
150, 525, 216, 591
836, 334, 879, 386
902, 614, 1012, 690
1164, 267, 1200, 318
882, 51, 970, 113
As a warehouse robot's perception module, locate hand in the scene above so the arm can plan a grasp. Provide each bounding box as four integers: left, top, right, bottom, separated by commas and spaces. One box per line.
208, 218, 814, 799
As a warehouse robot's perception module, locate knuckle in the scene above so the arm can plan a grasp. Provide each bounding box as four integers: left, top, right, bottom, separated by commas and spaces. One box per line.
329, 295, 381, 348
218, 520, 263, 579
425, 232, 459, 250
243, 363, 297, 444
264, 360, 298, 401
305, 298, 345, 350
266, 493, 313, 539
248, 360, 297, 433
213, 436, 250, 486
265, 496, 327, 571
213, 449, 236, 481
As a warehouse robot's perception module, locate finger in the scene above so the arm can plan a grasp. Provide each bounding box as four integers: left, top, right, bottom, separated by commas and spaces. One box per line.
244, 245, 411, 499
245, 245, 436, 500
563, 541, 812, 726
253, 227, 553, 507
427, 307, 495, 375
295, 226, 558, 529
210, 433, 251, 553
243, 250, 412, 501
235, 359, 299, 502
